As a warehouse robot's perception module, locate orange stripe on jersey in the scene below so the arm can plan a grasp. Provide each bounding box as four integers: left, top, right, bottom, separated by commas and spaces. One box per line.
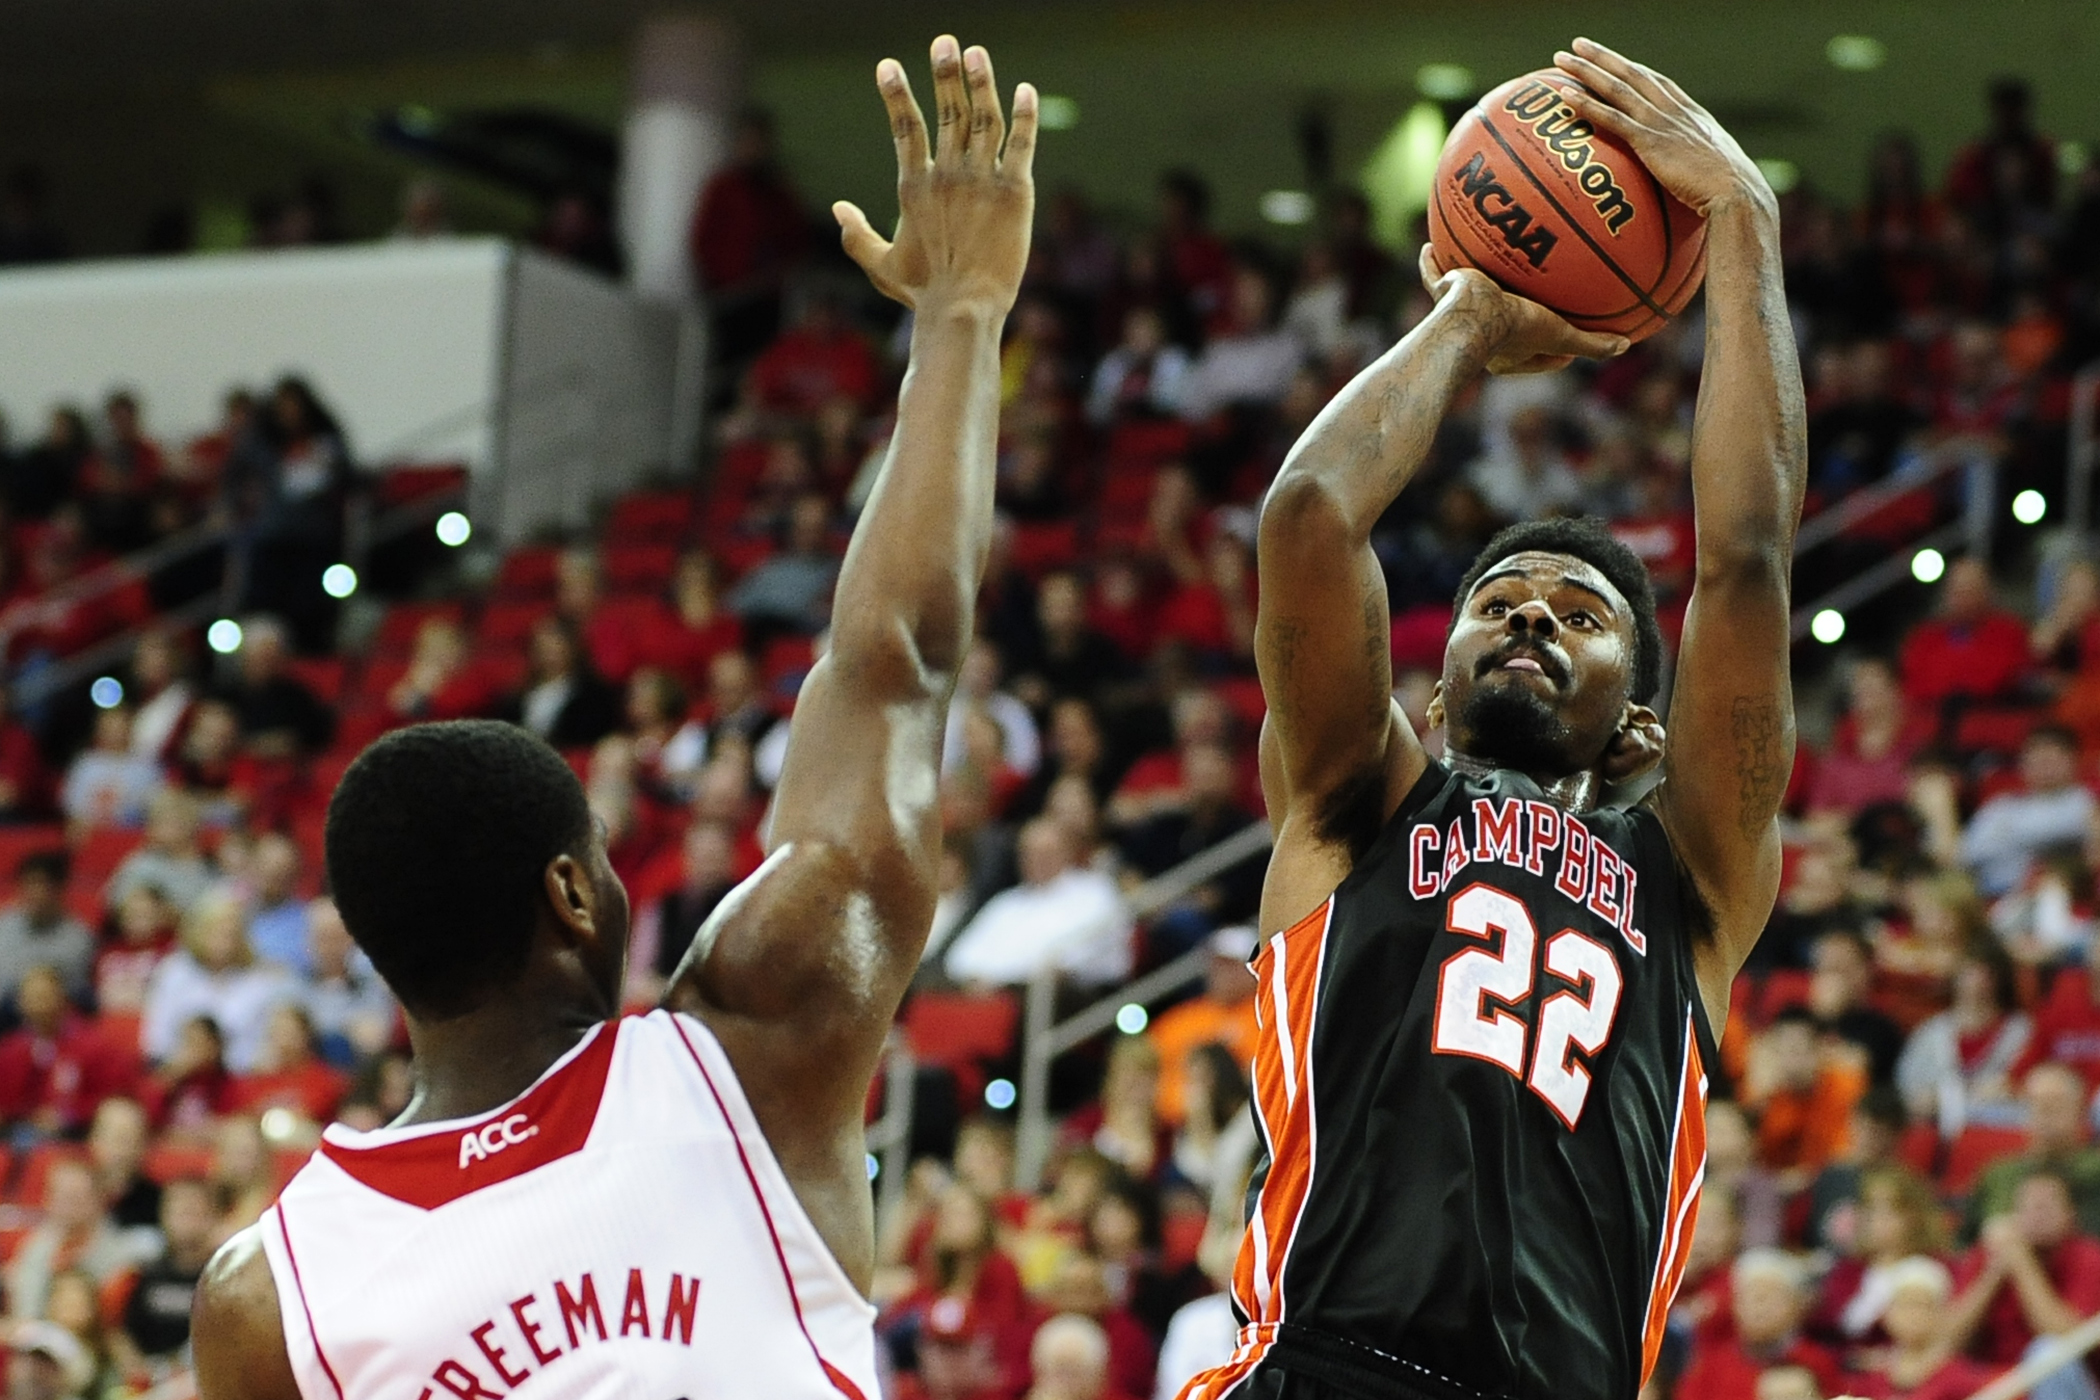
1229, 900, 1331, 1330
1172, 1324, 1277, 1400
1639, 1010, 1709, 1388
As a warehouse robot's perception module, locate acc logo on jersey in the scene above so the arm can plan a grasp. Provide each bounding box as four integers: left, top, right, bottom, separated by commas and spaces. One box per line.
459, 1113, 540, 1169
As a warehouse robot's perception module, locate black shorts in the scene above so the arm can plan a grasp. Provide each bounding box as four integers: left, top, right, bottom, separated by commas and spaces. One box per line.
1224, 1329, 1489, 1400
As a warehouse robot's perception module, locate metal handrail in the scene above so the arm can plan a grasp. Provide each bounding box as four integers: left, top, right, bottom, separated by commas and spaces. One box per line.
1015, 820, 1275, 1187
0, 516, 234, 656
1794, 443, 1979, 555
865, 1037, 917, 1229
1789, 521, 1970, 641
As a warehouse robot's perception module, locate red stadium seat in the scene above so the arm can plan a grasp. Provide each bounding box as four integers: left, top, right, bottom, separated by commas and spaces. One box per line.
479, 600, 548, 647
714, 538, 774, 582
902, 991, 1020, 1078
1757, 970, 1814, 1023
142, 1142, 214, 1184
71, 826, 145, 893
284, 656, 347, 706
603, 543, 680, 594
606, 492, 695, 544
1009, 521, 1082, 578
0, 825, 68, 879
495, 546, 562, 598
1895, 1122, 1941, 1178
373, 601, 466, 655
9, 1143, 86, 1205
1106, 419, 1192, 469
1161, 1209, 1209, 1270
1941, 1124, 2029, 1196
376, 463, 468, 507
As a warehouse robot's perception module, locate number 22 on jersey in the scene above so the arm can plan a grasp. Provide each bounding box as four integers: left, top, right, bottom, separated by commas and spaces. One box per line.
1431, 882, 1624, 1128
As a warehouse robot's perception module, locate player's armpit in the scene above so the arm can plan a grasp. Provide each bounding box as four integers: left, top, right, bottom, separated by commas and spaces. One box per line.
192, 1228, 301, 1400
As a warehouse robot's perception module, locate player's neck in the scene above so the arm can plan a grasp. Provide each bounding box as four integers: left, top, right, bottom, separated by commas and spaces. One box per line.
1445, 748, 1601, 812
395, 1008, 603, 1128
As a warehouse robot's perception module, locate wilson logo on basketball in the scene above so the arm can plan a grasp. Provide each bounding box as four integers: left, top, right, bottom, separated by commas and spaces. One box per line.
1450, 152, 1560, 270
459, 1112, 540, 1168
1502, 80, 1637, 235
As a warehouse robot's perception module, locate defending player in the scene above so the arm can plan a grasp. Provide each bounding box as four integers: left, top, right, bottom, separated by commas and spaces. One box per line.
191, 36, 1035, 1400
1181, 40, 1803, 1400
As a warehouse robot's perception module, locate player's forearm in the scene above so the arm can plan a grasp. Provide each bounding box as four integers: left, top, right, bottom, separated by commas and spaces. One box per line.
830, 301, 1003, 683
1266, 295, 1491, 541
1687, 195, 1806, 583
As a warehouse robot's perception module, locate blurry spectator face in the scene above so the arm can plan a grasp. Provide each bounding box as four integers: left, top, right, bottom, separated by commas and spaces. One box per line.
106, 393, 141, 440
1048, 701, 1103, 770
89, 705, 132, 753
188, 898, 252, 972
145, 792, 201, 854
17, 966, 67, 1035
44, 1160, 101, 1232
1121, 307, 1165, 356
1228, 267, 1273, 333
1848, 659, 1899, 717
708, 652, 759, 716
1753, 1366, 1820, 1400
529, 621, 577, 682
213, 1115, 268, 1190
1088, 1193, 1145, 1263
1103, 1037, 1161, 1116
960, 640, 1002, 699
1941, 559, 1993, 621
1508, 406, 1556, 463
412, 619, 466, 675
15, 864, 63, 922
2014, 1173, 2078, 1248
251, 834, 301, 905
1809, 934, 1870, 1015
954, 1123, 1014, 1199
1766, 1019, 1821, 1091
307, 899, 353, 977
1045, 775, 1100, 848
932, 1185, 992, 1256
174, 1017, 226, 1077
787, 494, 831, 554
1705, 1100, 1753, 1174
1685, 1189, 1741, 1279
161, 1179, 218, 1260
1017, 819, 1076, 887
2019, 732, 2080, 793
262, 1005, 316, 1070
1038, 575, 1086, 639
133, 632, 180, 693
240, 620, 288, 684
184, 700, 241, 766
672, 553, 719, 618
691, 757, 755, 828
1030, 1314, 1111, 1400
1184, 744, 1240, 806
1883, 1276, 1946, 1349
88, 1098, 148, 1178
1859, 1177, 1921, 1258
1046, 1153, 1111, 1225
1171, 691, 1230, 748
681, 822, 734, 889
2024, 1065, 2088, 1152
624, 669, 682, 730
1732, 1262, 1804, 1348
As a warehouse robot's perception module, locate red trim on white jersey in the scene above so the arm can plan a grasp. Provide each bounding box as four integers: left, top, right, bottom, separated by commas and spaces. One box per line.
272, 1207, 347, 1400
669, 1018, 868, 1400
317, 1019, 617, 1210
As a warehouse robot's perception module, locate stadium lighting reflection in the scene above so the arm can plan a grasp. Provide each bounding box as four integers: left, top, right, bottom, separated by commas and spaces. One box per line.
1116, 1003, 1149, 1035
90, 677, 124, 709
1811, 609, 1846, 644
1911, 548, 1946, 584
2013, 490, 2047, 525
436, 512, 472, 547
322, 563, 358, 599
207, 619, 244, 654
984, 1078, 1017, 1110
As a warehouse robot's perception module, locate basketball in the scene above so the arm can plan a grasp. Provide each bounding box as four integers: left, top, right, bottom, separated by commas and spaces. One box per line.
1428, 69, 1707, 343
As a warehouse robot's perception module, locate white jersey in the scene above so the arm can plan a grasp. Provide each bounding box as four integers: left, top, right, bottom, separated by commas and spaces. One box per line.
259, 1011, 880, 1400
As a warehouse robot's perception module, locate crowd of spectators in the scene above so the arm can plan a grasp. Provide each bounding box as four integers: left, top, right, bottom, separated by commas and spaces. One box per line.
0, 75, 2092, 1400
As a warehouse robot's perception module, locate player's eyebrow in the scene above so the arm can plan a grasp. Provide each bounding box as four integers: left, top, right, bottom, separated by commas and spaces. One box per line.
1471, 567, 1619, 616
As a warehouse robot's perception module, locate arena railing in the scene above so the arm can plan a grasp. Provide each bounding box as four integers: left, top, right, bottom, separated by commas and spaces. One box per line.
1788, 444, 1998, 642
1014, 820, 1277, 1189
1966, 1307, 2100, 1400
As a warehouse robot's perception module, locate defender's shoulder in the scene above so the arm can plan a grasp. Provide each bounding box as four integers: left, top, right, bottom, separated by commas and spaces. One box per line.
193, 1225, 301, 1400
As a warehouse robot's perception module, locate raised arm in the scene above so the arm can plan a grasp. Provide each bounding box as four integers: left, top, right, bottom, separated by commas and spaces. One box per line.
1255, 252, 1625, 933
1557, 39, 1806, 1021
663, 37, 1034, 1287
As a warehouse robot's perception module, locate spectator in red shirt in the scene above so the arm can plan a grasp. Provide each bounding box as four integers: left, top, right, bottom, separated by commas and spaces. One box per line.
1944, 78, 2057, 239
2020, 937, 2100, 1095
1899, 556, 2034, 720
0, 965, 137, 1139
1673, 1249, 1845, 1400
1807, 657, 1931, 818
747, 292, 878, 417
385, 617, 490, 722
78, 389, 165, 552
644, 551, 745, 693
1155, 171, 1234, 338
228, 1004, 345, 1134
688, 108, 809, 375
1952, 1168, 2100, 1372
96, 883, 177, 1020
139, 1015, 232, 1139
1852, 1256, 2002, 1400
890, 1184, 1037, 1399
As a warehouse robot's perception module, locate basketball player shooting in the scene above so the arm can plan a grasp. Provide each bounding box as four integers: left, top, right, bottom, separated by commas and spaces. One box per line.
191, 36, 1035, 1400
1180, 40, 1803, 1400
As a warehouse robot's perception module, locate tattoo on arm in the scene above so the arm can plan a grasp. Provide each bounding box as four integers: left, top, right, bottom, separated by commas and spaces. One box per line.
1729, 696, 1787, 839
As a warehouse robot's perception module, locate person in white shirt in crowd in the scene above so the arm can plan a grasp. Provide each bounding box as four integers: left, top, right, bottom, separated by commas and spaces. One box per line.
139, 888, 294, 1073
1177, 265, 1304, 421
125, 629, 194, 765
104, 790, 215, 916
1086, 306, 1192, 426
945, 816, 1133, 988
60, 705, 163, 830
1464, 403, 1585, 522
1896, 939, 2032, 1131
1153, 1214, 1246, 1400
1962, 725, 2095, 896
1280, 242, 1352, 362
299, 898, 394, 1065
942, 637, 1041, 779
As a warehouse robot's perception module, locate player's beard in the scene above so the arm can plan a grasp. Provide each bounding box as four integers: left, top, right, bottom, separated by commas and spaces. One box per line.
1457, 680, 1586, 778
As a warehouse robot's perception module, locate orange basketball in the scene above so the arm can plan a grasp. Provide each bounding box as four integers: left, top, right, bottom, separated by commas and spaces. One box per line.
1428, 70, 1707, 343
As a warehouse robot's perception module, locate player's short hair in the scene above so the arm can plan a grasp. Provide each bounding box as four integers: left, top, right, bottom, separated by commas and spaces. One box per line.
325, 720, 593, 1019
1452, 517, 1665, 704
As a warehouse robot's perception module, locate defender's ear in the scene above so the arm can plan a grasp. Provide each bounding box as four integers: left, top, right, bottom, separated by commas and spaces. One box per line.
1602, 704, 1666, 784
543, 853, 601, 945
1426, 681, 1447, 732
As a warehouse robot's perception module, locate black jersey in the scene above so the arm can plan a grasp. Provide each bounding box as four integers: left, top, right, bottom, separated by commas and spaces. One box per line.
1184, 763, 1717, 1400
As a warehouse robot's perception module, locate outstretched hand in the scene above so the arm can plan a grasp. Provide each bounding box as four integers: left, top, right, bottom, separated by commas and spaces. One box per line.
833, 36, 1038, 316
1553, 37, 1773, 220
1418, 244, 1628, 376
